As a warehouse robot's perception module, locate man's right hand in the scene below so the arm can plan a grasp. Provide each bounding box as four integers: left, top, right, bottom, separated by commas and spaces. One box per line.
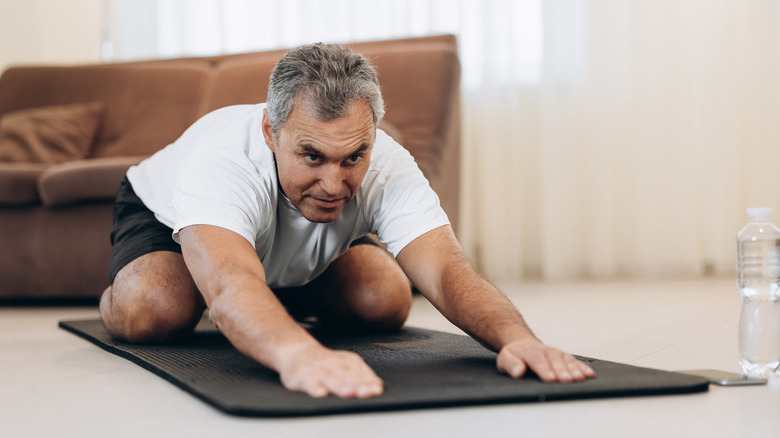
276, 343, 384, 398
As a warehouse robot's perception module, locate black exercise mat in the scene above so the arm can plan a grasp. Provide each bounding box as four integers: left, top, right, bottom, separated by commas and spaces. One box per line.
59, 319, 708, 417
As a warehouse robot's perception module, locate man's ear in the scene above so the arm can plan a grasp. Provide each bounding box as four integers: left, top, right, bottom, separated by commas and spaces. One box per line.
261, 109, 276, 153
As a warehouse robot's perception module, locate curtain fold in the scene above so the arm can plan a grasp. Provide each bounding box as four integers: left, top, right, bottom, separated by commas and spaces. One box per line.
107, 0, 780, 281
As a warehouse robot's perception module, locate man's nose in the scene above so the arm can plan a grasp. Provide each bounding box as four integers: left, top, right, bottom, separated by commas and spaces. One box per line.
319, 164, 344, 195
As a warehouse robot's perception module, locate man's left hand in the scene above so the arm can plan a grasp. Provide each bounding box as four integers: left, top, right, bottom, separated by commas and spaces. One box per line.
496, 339, 596, 383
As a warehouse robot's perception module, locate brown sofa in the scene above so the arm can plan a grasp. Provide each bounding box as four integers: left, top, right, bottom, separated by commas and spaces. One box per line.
0, 35, 460, 301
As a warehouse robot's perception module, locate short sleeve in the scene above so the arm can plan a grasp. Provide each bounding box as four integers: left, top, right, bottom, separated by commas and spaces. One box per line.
362, 137, 450, 256
171, 145, 274, 247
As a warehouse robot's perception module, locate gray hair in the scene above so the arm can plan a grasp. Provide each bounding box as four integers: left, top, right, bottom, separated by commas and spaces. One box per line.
266, 43, 385, 137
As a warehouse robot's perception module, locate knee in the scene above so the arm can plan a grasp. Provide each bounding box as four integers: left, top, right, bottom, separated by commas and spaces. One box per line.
314, 243, 413, 332
100, 285, 202, 343
360, 282, 412, 330
334, 276, 413, 333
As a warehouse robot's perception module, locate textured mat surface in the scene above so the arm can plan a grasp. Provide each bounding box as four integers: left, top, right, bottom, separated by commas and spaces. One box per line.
59, 319, 708, 417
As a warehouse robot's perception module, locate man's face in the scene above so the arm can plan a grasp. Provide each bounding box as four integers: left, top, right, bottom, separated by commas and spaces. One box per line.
262, 98, 375, 223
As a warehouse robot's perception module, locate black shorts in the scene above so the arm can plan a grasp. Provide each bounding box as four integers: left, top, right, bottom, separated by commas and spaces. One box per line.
108, 177, 182, 284
107, 176, 378, 285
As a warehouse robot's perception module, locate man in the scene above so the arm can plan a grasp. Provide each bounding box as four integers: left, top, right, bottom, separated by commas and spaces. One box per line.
101, 43, 595, 399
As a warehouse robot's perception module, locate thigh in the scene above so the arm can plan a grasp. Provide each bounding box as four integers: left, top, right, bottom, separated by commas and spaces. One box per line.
112, 249, 198, 299
104, 250, 205, 342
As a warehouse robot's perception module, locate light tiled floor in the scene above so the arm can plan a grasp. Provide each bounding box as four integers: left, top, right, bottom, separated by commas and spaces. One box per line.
3, 278, 779, 437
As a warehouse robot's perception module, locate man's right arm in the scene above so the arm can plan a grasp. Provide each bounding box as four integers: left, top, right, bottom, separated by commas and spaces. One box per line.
178, 224, 383, 398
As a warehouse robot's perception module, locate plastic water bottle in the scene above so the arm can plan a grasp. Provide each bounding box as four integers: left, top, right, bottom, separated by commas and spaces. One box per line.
736, 207, 780, 377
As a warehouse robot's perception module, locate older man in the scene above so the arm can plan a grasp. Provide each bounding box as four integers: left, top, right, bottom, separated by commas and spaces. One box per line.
100, 43, 594, 399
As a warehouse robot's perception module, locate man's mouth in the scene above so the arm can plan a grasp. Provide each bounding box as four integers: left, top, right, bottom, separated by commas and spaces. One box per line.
311, 197, 344, 209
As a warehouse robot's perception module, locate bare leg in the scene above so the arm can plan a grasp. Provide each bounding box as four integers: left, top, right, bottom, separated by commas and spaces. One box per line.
100, 251, 205, 343
289, 243, 413, 332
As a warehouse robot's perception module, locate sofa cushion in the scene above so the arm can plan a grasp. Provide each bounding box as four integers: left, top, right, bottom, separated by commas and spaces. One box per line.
0, 162, 48, 205
37, 155, 147, 207
0, 102, 104, 164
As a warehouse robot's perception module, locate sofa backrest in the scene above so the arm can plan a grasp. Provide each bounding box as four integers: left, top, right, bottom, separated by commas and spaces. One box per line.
0, 65, 211, 158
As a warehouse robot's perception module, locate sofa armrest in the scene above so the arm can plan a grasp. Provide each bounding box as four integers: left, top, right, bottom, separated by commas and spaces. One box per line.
37, 155, 147, 207
0, 162, 49, 205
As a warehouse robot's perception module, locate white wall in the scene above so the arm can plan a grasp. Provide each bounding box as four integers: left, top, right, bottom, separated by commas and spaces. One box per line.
0, 0, 103, 72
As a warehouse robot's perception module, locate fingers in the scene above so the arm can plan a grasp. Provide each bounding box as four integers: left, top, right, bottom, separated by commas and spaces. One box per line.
543, 349, 596, 382
281, 349, 384, 399
496, 347, 527, 378
316, 357, 384, 398
497, 340, 596, 383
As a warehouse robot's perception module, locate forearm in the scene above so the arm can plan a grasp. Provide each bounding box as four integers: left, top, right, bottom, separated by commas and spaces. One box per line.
433, 262, 539, 352
397, 226, 538, 352
207, 275, 322, 372
179, 225, 323, 373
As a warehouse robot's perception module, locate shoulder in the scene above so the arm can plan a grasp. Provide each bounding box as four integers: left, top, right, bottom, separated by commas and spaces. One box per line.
178, 103, 270, 164
358, 128, 436, 216
369, 129, 417, 172
172, 102, 275, 195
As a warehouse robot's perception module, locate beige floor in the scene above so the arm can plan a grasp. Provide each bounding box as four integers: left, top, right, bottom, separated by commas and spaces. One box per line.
3, 278, 779, 437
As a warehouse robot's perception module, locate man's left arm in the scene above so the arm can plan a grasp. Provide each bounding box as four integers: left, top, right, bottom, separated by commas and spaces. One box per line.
396, 225, 595, 383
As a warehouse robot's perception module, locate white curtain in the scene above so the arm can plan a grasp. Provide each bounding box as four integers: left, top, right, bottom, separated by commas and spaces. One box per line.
106, 0, 780, 281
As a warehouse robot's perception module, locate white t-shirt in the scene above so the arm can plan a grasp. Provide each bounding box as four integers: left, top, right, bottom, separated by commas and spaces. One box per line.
126, 103, 449, 288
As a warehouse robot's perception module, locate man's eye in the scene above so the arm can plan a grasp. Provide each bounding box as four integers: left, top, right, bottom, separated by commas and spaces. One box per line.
304, 154, 321, 163
346, 154, 363, 165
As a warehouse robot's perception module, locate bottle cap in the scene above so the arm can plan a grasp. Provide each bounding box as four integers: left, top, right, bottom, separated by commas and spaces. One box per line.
747, 207, 772, 219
